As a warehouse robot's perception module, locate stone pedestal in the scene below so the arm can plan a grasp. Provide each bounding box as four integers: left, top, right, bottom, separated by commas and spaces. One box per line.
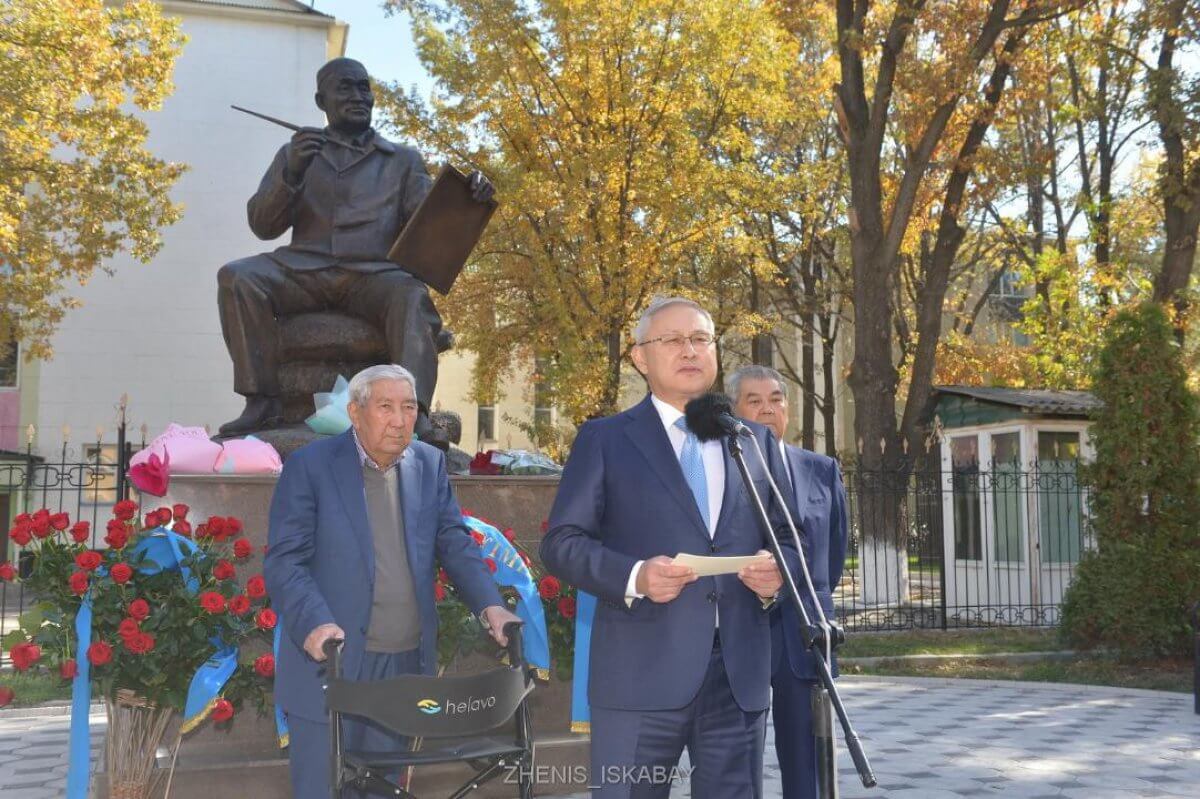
106, 473, 586, 798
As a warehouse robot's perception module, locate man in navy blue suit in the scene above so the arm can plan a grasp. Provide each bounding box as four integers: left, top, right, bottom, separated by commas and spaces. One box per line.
541, 297, 796, 799
731, 365, 848, 799
265, 364, 521, 799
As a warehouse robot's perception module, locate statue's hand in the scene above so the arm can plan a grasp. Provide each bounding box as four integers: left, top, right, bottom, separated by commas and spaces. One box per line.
467, 170, 495, 204
284, 126, 327, 186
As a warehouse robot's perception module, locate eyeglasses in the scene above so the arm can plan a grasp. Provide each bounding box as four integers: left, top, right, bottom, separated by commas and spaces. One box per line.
635, 333, 716, 351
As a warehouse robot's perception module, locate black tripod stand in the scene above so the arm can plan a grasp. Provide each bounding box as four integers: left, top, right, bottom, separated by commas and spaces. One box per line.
729, 431, 876, 797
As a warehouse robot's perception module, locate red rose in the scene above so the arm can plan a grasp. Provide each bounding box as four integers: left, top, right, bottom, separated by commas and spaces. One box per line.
0, 687, 13, 707
255, 608, 277, 630
226, 517, 244, 537
155, 507, 173, 527
129, 451, 169, 497
14, 513, 29, 525
128, 599, 150, 621
104, 525, 129, 550
253, 654, 275, 678
87, 641, 113, 666
172, 503, 189, 521
212, 560, 236, 581
60, 659, 79, 680
538, 576, 561, 600
75, 551, 103, 572
246, 575, 266, 599
124, 632, 155, 655
9, 525, 31, 547
49, 512, 70, 531
229, 595, 251, 616
144, 512, 160, 529
211, 698, 234, 722
113, 499, 138, 521
70, 521, 90, 544
471, 531, 485, 546
10, 642, 41, 671
109, 563, 133, 585
199, 592, 226, 614
502, 528, 516, 543
68, 571, 89, 595
233, 539, 253, 559
434, 583, 446, 601
173, 520, 192, 537
118, 618, 140, 640
204, 516, 227, 540
484, 558, 498, 574
0, 562, 14, 582
557, 596, 577, 619
31, 518, 51, 539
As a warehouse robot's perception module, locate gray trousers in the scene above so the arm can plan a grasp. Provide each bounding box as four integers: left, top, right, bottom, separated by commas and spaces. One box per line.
217, 256, 442, 407
286, 648, 422, 799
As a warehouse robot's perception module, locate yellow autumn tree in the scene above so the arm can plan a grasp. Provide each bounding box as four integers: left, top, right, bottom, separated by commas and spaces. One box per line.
0, 0, 186, 357
378, 0, 797, 421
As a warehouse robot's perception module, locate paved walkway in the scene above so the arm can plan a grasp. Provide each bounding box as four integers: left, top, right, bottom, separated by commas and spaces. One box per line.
1, 677, 1197, 798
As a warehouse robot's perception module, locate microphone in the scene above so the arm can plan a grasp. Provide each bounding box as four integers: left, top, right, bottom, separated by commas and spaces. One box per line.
684, 393, 749, 442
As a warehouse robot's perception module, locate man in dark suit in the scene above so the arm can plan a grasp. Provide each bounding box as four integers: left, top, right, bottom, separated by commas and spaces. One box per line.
730, 365, 848, 799
265, 364, 520, 799
541, 297, 797, 798
216, 58, 494, 436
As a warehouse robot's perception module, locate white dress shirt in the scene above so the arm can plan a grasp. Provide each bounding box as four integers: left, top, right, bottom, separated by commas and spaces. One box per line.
625, 394, 726, 600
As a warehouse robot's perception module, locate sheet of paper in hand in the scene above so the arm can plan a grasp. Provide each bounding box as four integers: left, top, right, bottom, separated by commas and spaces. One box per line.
672, 552, 771, 577
387, 164, 498, 295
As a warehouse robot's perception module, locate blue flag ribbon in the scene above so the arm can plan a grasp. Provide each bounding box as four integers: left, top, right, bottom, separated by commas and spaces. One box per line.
461, 515, 551, 677
569, 591, 596, 733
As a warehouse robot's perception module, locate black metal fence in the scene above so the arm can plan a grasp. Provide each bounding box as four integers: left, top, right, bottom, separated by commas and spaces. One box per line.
1, 428, 142, 648
836, 461, 1091, 631
2, 444, 1090, 645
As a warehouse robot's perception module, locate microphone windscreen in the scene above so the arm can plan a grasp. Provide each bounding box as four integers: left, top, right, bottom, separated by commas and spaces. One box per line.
685, 393, 735, 442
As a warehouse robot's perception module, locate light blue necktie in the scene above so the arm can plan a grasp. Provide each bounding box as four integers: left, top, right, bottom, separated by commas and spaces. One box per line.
674, 416, 710, 531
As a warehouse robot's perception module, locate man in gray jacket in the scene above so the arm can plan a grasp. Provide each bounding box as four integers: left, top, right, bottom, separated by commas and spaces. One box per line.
217, 57, 493, 437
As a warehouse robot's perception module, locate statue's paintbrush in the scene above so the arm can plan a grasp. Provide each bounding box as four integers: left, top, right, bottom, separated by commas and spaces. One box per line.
230, 105, 367, 153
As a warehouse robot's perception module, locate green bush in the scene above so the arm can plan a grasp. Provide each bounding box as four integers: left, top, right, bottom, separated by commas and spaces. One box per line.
1060, 302, 1200, 657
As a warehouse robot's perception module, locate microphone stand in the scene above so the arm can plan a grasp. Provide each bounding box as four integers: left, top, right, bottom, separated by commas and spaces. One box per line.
726, 430, 876, 795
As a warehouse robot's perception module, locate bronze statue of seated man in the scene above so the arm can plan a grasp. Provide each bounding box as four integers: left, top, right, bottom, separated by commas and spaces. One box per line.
217, 57, 493, 443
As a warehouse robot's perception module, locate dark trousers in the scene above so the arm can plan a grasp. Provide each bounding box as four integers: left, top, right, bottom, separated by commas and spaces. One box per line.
588, 640, 766, 799
770, 621, 819, 799
217, 256, 442, 406
285, 648, 422, 799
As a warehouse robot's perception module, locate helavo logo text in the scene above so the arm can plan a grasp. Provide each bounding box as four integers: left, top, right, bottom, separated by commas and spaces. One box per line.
445, 695, 497, 715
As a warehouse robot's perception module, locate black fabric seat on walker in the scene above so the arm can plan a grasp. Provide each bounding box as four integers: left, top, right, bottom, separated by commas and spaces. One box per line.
324, 622, 535, 799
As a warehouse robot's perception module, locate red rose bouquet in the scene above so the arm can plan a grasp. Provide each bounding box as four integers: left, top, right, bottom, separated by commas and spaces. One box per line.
0, 503, 275, 723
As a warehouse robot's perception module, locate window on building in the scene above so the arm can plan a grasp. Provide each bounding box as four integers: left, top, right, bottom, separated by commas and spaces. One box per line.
951, 436, 982, 561
990, 432, 1024, 563
477, 406, 496, 445
0, 342, 17, 388
533, 370, 553, 430
81, 444, 122, 506
1037, 431, 1083, 564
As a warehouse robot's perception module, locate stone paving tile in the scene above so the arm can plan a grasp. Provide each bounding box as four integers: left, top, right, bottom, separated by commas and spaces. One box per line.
3, 678, 1198, 797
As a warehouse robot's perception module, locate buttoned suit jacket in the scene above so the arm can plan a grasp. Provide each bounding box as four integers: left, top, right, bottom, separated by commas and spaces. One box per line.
772, 445, 848, 680
540, 394, 800, 714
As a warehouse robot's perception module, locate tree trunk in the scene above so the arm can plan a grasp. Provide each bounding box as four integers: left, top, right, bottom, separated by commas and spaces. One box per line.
800, 257, 818, 450
1149, 0, 1200, 328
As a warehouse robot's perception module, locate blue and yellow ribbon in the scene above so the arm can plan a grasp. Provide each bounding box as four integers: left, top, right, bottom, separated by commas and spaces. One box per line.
462, 515, 551, 678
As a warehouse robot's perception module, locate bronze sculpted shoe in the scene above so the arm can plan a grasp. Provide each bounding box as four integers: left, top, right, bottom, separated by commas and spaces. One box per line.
218, 395, 284, 437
